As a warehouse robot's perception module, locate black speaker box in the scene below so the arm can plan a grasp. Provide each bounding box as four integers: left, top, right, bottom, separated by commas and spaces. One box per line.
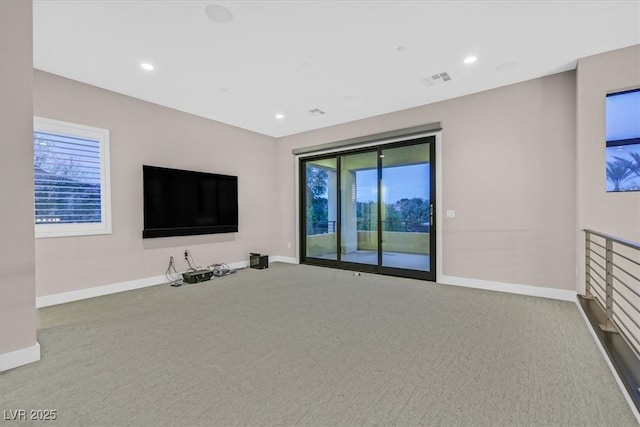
250, 253, 269, 269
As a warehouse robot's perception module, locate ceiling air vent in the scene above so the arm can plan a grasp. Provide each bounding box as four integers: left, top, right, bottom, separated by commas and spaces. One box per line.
421, 72, 452, 87
306, 108, 326, 116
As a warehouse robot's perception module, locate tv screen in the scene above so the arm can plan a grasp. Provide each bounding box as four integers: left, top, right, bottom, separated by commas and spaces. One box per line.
143, 165, 238, 238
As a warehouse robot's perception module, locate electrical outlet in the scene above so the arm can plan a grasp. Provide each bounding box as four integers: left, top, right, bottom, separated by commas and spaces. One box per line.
288, 242, 291, 249
184, 250, 188, 259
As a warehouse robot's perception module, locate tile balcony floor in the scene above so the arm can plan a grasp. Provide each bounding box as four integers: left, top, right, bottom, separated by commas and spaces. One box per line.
314, 250, 431, 271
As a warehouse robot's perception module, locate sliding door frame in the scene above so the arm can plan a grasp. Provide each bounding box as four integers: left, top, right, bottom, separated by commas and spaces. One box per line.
299, 136, 436, 281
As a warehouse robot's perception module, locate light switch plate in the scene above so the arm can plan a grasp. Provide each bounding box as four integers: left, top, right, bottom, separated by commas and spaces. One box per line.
446, 210, 456, 218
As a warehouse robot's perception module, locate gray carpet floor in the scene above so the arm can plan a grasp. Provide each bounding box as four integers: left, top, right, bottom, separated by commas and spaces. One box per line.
1, 263, 637, 426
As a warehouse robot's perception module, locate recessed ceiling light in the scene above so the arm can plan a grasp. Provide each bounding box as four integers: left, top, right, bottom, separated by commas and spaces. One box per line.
275, 113, 285, 120
140, 62, 154, 71
205, 4, 233, 23
463, 56, 477, 64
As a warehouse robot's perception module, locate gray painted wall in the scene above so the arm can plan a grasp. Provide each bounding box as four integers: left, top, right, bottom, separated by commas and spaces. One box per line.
276, 71, 578, 291
0, 0, 37, 357
576, 44, 640, 293
34, 71, 279, 297
30, 46, 640, 299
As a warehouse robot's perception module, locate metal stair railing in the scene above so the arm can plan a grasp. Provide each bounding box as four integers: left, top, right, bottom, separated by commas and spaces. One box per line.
582, 229, 640, 413
584, 229, 640, 357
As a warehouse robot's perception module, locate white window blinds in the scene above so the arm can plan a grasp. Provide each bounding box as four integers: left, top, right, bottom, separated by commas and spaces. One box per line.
33, 117, 111, 237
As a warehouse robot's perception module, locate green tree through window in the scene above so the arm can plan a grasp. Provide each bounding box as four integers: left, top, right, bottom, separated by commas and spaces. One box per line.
306, 166, 329, 234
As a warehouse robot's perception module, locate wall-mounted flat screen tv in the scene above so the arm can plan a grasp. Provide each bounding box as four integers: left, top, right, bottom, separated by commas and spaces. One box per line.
606, 88, 640, 192
143, 165, 238, 238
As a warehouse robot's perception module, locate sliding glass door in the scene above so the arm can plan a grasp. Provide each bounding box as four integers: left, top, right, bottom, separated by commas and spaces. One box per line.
340, 151, 378, 269
300, 137, 435, 280
303, 158, 337, 262
380, 144, 432, 273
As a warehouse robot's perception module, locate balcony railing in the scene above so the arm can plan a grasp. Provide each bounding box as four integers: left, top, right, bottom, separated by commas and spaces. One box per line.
585, 230, 640, 351
362, 220, 430, 233
307, 220, 430, 236
582, 229, 640, 411
307, 221, 336, 235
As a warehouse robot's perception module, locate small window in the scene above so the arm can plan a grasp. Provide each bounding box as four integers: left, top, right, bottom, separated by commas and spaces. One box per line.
33, 117, 111, 238
606, 89, 640, 192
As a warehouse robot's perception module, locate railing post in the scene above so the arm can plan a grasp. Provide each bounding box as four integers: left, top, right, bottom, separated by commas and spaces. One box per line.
600, 238, 618, 333
585, 231, 593, 298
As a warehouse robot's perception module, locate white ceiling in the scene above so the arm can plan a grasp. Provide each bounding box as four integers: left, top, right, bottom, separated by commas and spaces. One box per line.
33, 1, 640, 138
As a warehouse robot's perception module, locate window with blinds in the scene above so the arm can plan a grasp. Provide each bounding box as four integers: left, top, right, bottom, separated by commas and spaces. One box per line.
33, 117, 111, 238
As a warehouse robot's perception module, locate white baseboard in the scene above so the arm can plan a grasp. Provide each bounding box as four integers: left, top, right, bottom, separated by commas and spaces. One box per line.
202, 257, 297, 270
38, 263, 574, 313
227, 260, 249, 270
0, 342, 41, 372
439, 275, 577, 302
270, 256, 298, 264
36, 275, 167, 308
36, 255, 299, 308
576, 301, 640, 424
